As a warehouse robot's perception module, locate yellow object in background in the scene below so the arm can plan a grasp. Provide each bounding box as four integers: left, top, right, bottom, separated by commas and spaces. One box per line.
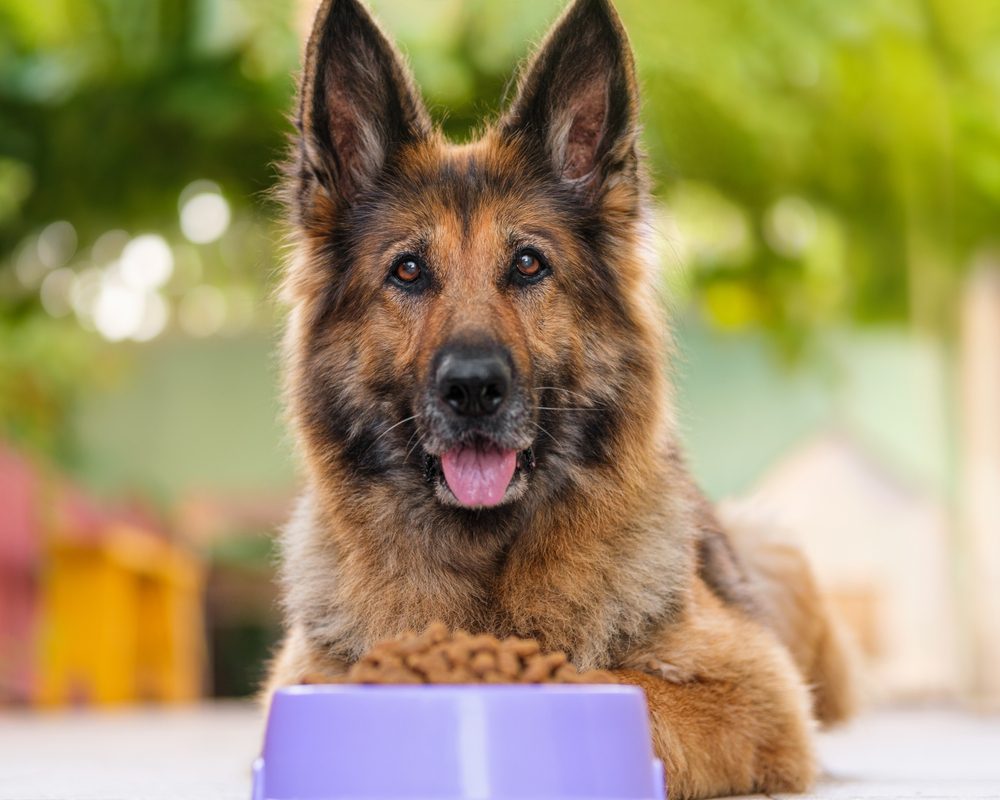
36, 524, 204, 706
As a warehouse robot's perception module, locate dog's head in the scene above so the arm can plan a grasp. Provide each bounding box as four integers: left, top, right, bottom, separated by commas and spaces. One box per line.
284, 0, 666, 525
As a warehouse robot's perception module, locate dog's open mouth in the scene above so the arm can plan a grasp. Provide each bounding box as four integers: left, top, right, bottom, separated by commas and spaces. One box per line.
425, 439, 535, 509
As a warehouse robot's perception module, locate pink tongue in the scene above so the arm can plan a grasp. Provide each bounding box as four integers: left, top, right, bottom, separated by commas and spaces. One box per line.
441, 444, 517, 508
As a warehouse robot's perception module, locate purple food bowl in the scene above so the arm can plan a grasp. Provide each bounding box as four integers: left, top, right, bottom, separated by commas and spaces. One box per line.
253, 684, 665, 800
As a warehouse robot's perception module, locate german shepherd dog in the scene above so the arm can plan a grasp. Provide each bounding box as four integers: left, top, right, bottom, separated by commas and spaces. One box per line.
269, 0, 857, 796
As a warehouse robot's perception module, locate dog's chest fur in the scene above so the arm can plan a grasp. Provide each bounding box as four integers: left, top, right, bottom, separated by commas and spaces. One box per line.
280, 473, 698, 671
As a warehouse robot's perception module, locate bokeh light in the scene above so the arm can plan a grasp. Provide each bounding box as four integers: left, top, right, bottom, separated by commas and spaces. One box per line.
69, 267, 104, 329
93, 279, 146, 341
120, 234, 174, 290
132, 291, 170, 342
39, 267, 75, 317
179, 181, 232, 244
37, 220, 77, 269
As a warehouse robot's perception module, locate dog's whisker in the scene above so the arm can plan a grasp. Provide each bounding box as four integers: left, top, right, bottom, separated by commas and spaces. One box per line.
401, 428, 423, 463
403, 427, 420, 453
534, 406, 597, 412
405, 433, 426, 464
359, 414, 419, 461
369, 414, 418, 448
529, 420, 560, 448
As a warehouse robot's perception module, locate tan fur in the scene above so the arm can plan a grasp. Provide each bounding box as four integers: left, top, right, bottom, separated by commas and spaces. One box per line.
617, 581, 818, 798
268, 1, 858, 797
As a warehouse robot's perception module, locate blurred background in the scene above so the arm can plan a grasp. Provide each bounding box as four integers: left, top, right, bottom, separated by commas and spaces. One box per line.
2, 0, 999, 710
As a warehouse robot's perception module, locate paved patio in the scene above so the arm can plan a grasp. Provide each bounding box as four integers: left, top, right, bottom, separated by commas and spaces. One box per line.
0, 705, 997, 799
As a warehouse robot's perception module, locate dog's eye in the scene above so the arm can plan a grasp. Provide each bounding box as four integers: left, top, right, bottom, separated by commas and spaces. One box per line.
515, 252, 541, 276
391, 256, 423, 286
511, 249, 550, 285
395, 259, 421, 282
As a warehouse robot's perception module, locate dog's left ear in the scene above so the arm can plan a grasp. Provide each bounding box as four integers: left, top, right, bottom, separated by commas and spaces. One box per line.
500, 0, 639, 195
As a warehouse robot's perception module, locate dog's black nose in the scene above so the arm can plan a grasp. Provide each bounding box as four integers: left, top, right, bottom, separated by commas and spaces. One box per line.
436, 346, 511, 417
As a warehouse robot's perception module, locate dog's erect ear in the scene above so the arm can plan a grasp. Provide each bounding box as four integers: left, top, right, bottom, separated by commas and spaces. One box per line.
500, 0, 639, 193
297, 0, 430, 205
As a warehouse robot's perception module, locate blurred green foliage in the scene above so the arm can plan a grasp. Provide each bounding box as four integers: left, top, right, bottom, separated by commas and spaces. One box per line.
0, 0, 294, 255
2, 0, 999, 455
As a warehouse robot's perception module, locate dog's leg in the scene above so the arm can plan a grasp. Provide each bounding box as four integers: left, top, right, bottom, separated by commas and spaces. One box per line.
617, 581, 816, 800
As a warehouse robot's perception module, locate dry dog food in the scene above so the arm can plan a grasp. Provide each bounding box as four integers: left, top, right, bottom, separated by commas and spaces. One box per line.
310, 623, 617, 685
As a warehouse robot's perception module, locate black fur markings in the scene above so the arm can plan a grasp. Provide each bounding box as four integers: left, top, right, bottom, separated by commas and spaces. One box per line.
308, 397, 388, 479
302, 359, 418, 482
578, 403, 622, 468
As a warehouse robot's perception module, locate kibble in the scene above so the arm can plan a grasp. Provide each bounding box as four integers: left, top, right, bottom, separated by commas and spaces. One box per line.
324, 623, 617, 685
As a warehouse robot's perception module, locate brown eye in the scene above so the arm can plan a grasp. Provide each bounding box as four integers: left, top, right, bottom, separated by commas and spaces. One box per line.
515, 251, 542, 276
511, 249, 549, 285
393, 258, 422, 283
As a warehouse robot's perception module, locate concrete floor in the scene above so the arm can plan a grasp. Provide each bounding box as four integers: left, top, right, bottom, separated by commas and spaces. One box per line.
0, 705, 997, 799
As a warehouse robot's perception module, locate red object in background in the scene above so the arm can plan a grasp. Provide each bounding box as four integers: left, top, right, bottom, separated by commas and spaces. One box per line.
0, 444, 41, 566
0, 445, 43, 703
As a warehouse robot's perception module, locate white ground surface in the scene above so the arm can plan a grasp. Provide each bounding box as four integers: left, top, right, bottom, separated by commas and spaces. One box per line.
0, 705, 996, 800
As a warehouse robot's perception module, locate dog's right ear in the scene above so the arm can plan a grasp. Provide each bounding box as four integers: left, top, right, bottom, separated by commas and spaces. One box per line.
296, 0, 430, 207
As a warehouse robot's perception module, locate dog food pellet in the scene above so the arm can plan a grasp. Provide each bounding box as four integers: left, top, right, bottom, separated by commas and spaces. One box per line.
335, 622, 617, 685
